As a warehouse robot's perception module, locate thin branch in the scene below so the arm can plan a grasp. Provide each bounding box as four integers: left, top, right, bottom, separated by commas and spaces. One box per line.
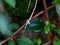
26, 0, 38, 26
27, 0, 31, 13
29, 0, 38, 20
43, 0, 49, 19
43, 0, 54, 45
32, 5, 55, 19
0, 5, 55, 45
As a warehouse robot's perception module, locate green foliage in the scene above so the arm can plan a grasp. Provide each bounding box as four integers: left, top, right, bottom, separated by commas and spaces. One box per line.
10, 23, 19, 31
44, 20, 56, 34
44, 26, 50, 34
37, 38, 41, 45
54, 26, 60, 34
31, 39, 36, 45
52, 0, 60, 4
44, 20, 55, 34
31, 38, 41, 45
0, 0, 60, 45
0, 13, 12, 36
44, 20, 51, 34
51, 24, 56, 30
25, 18, 44, 32
4, 0, 15, 8
8, 40, 15, 45
4, 0, 35, 17
15, 0, 35, 17
45, 20, 51, 26
54, 37, 60, 45
16, 36, 34, 45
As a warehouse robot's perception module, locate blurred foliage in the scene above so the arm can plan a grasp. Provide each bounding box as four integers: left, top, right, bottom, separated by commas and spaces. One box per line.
54, 37, 60, 45
48, 8, 55, 18
10, 23, 19, 31
37, 38, 41, 45
8, 40, 15, 45
4, 0, 15, 8
32, 38, 41, 45
0, 0, 60, 45
54, 26, 60, 34
3, 0, 35, 17
25, 18, 44, 32
0, 13, 12, 36
44, 20, 51, 34
52, 0, 60, 4
51, 24, 56, 30
16, 36, 34, 45
24, 18, 59, 34
45, 20, 51, 26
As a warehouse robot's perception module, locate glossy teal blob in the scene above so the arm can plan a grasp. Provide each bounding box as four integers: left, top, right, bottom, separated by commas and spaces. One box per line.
25, 18, 44, 32
0, 13, 12, 36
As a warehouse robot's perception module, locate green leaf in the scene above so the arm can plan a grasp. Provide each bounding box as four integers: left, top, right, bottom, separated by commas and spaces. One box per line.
52, 0, 58, 4
16, 36, 34, 45
31, 38, 41, 45
54, 37, 60, 45
44, 26, 50, 34
31, 39, 36, 45
45, 20, 51, 26
37, 38, 41, 45
44, 20, 51, 34
52, 0, 60, 4
8, 40, 15, 45
0, 13, 12, 36
4, 0, 15, 8
4, 0, 35, 17
51, 24, 56, 30
25, 18, 44, 32
10, 23, 19, 31
54, 26, 60, 34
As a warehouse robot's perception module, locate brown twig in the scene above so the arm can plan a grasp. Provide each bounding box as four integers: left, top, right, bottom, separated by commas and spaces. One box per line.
33, 5, 55, 19
0, 5, 55, 45
43, 0, 49, 19
0, 24, 25, 45
43, 0, 54, 45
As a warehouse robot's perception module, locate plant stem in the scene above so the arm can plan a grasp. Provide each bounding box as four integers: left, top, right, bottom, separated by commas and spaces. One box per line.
49, 30, 54, 45
26, 0, 38, 26
27, 0, 31, 13
0, 5, 55, 45
43, 0, 54, 45
43, 0, 49, 20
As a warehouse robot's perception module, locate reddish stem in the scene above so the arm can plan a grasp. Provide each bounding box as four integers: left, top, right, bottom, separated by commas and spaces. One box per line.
49, 30, 54, 45
43, 0, 49, 20
43, 0, 54, 45
33, 5, 55, 19
0, 5, 55, 45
